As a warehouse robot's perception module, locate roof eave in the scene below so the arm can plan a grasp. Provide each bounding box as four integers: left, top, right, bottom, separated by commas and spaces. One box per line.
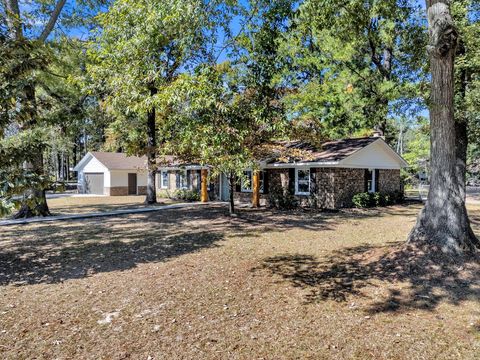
73, 152, 93, 172
263, 161, 340, 168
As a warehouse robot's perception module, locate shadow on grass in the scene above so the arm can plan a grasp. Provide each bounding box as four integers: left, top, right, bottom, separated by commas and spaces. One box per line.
0, 203, 423, 287
0, 204, 341, 286
47, 200, 176, 216
255, 243, 480, 313
0, 206, 229, 286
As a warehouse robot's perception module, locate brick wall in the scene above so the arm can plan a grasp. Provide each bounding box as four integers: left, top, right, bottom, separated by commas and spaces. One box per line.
106, 186, 128, 196
332, 168, 366, 208
232, 167, 401, 209
137, 186, 147, 195
378, 169, 402, 193
264, 168, 291, 207
314, 168, 336, 209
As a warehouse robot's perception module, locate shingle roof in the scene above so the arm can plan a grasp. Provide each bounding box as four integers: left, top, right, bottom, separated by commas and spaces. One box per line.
88, 137, 382, 170
266, 137, 379, 163
91, 152, 147, 170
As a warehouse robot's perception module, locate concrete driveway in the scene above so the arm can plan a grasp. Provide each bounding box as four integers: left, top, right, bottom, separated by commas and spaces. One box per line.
45, 192, 106, 199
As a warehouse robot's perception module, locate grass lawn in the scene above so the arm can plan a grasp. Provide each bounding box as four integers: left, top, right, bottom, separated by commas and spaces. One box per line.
0, 203, 479, 359
47, 195, 177, 215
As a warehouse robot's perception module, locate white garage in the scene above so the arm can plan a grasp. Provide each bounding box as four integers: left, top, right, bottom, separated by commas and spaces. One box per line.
73, 152, 148, 196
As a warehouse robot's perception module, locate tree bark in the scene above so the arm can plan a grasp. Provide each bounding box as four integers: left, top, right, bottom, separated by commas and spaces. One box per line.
455, 37, 477, 241
145, 87, 157, 205
13, 82, 51, 218
13, 151, 51, 218
4, 0, 22, 40
38, 0, 67, 42
407, 0, 479, 254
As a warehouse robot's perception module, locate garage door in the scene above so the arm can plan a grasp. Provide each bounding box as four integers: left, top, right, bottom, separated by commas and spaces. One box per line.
84, 173, 104, 195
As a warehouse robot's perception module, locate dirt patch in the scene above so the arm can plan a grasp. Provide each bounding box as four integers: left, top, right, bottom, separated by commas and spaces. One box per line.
1, 203, 479, 359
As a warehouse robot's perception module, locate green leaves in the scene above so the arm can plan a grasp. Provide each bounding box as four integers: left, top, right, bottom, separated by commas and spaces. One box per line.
0, 127, 51, 216
88, 0, 224, 154
280, 0, 427, 139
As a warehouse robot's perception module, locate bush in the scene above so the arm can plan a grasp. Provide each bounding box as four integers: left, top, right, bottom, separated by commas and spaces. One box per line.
352, 191, 401, 208
172, 189, 200, 202
352, 192, 374, 208
157, 189, 200, 201
268, 185, 298, 210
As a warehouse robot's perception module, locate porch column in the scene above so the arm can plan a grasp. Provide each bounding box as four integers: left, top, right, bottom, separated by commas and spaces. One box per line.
201, 168, 208, 202
252, 171, 260, 208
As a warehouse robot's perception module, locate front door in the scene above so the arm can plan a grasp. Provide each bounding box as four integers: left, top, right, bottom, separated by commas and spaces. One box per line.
128, 173, 137, 195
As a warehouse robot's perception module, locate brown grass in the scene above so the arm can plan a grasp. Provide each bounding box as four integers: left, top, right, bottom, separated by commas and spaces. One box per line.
47, 195, 177, 215
0, 203, 479, 359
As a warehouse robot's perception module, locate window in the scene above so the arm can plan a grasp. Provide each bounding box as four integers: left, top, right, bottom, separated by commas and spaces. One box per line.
176, 170, 187, 189
259, 172, 265, 193
366, 169, 376, 193
241, 170, 253, 192
295, 168, 310, 195
241, 170, 264, 193
160, 170, 168, 189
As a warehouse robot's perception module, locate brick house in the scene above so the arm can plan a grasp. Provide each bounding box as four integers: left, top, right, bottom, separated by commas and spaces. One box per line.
225, 136, 407, 209
74, 136, 407, 209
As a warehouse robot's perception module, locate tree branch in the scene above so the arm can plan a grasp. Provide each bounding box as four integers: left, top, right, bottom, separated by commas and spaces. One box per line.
4, 0, 22, 40
38, 0, 66, 43
367, 18, 391, 80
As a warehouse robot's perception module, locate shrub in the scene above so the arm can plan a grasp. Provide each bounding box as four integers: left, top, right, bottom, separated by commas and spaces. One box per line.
268, 184, 298, 210
352, 192, 374, 208
173, 189, 200, 201
352, 191, 400, 208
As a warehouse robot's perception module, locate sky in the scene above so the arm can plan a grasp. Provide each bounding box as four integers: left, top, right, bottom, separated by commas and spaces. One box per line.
13, 0, 430, 121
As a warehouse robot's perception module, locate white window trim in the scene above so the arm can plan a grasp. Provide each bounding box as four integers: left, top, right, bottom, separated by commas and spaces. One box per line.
295, 168, 311, 196
241, 169, 264, 193
241, 170, 253, 193
160, 170, 168, 189
367, 169, 376, 193
178, 170, 188, 190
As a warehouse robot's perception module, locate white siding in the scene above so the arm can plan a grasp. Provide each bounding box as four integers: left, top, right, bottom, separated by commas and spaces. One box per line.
109, 170, 147, 187
137, 172, 147, 186
109, 170, 128, 187
340, 141, 403, 169
82, 156, 108, 173
77, 156, 110, 189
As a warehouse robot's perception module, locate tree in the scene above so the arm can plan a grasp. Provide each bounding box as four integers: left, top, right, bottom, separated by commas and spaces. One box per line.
88, 0, 223, 204
401, 116, 430, 180
452, 1, 480, 201
280, 0, 426, 141
407, 0, 479, 253
1, 0, 106, 217
159, 0, 294, 215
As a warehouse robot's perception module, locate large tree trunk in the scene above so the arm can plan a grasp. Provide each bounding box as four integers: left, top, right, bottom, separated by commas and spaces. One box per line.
14, 151, 51, 218
455, 37, 477, 241
14, 84, 51, 218
6, 0, 65, 218
407, 0, 479, 254
145, 87, 157, 205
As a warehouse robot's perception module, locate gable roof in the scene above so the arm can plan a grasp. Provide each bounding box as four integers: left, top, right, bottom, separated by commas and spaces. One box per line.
268, 137, 378, 163
263, 137, 408, 169
91, 152, 147, 170
73, 152, 147, 171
